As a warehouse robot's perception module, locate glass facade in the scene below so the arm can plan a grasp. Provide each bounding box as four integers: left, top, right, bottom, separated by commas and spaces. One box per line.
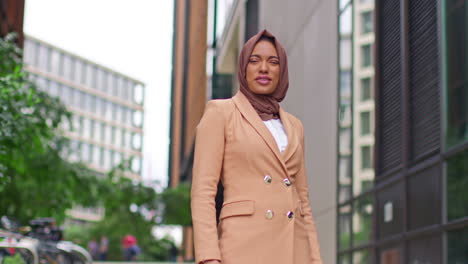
23, 37, 144, 176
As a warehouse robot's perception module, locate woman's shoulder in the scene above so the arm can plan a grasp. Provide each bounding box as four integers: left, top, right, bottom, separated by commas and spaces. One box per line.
204, 98, 236, 115
282, 110, 304, 130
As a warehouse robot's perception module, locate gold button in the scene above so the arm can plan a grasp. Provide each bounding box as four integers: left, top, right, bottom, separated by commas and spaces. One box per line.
283, 178, 292, 187
287, 211, 294, 220
265, 210, 274, 219
264, 175, 272, 184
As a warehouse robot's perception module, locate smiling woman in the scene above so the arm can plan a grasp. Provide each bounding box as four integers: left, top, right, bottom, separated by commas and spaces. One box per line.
191, 29, 322, 264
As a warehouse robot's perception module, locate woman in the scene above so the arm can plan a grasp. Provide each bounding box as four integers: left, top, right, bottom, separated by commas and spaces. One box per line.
191, 29, 322, 264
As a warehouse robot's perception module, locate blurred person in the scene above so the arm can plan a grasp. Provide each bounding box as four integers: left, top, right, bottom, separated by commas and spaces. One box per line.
169, 243, 179, 262
99, 235, 109, 260
191, 30, 323, 264
122, 234, 140, 261
87, 238, 99, 260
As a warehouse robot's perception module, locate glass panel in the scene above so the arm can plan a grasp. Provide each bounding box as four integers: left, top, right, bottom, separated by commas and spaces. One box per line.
408, 234, 441, 264
132, 110, 143, 127
447, 150, 468, 220
132, 157, 141, 174
361, 44, 372, 68
339, 6, 353, 35
50, 50, 61, 76
445, 0, 467, 147
340, 70, 352, 95
353, 195, 373, 246
49, 80, 59, 97
81, 143, 89, 163
361, 146, 372, 169
380, 247, 401, 264
408, 166, 441, 230
360, 0, 373, 4
82, 118, 90, 138
106, 102, 113, 120
24, 39, 36, 65
340, 39, 352, 69
448, 227, 468, 264
134, 84, 144, 104
361, 78, 372, 101
105, 125, 112, 144
338, 205, 352, 250
63, 55, 73, 79
361, 11, 373, 35
360, 111, 371, 135
38, 45, 50, 70
339, 128, 352, 153
339, 100, 352, 126
85, 64, 96, 88
338, 254, 351, 264
132, 133, 142, 150
353, 249, 371, 264
93, 145, 100, 166
377, 183, 404, 239
74, 60, 84, 84
113, 152, 122, 167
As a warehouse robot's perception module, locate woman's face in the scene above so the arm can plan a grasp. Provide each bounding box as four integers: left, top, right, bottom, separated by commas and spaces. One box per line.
246, 40, 280, 95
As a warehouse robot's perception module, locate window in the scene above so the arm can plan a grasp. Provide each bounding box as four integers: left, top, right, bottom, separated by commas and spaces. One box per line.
447, 150, 468, 221
360, 78, 372, 101
353, 195, 373, 246
338, 205, 352, 250
340, 39, 352, 69
132, 158, 141, 174
81, 143, 90, 163
339, 128, 351, 153
113, 152, 122, 167
82, 118, 90, 138
132, 110, 143, 127
361, 44, 372, 68
353, 250, 370, 264
445, 0, 467, 147
105, 125, 112, 144
361, 146, 372, 169
38, 45, 50, 70
24, 39, 36, 65
448, 227, 468, 263
360, 111, 371, 135
361, 11, 373, 35
340, 71, 352, 95
50, 50, 61, 75
49, 81, 59, 97
63, 55, 74, 79
74, 60, 84, 84
85, 64, 96, 88
134, 84, 144, 104
106, 102, 113, 120
132, 133, 142, 150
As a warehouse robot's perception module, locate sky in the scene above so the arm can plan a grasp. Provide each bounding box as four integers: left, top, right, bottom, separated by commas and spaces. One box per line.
24, 0, 174, 187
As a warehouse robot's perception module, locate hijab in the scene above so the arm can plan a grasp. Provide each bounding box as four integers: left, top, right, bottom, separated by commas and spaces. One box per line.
238, 29, 289, 121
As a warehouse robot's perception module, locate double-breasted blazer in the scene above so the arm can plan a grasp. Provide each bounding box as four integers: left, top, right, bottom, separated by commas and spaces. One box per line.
191, 91, 322, 264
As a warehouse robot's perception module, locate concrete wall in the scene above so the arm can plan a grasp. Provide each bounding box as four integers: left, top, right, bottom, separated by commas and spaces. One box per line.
259, 1, 338, 263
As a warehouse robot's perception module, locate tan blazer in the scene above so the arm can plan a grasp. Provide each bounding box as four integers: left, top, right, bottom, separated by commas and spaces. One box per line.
191, 92, 322, 264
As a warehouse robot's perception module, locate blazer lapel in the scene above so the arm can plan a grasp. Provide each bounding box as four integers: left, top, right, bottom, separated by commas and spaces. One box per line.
279, 107, 299, 164
232, 92, 289, 175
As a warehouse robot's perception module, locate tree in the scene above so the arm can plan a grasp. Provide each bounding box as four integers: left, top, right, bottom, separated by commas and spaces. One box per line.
0, 33, 103, 223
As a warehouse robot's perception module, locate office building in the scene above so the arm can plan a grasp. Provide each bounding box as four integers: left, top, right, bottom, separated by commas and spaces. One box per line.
23, 35, 145, 221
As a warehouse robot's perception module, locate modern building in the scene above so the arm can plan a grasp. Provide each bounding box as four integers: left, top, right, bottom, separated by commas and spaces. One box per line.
0, 0, 25, 47
23, 35, 145, 221
169, 0, 209, 261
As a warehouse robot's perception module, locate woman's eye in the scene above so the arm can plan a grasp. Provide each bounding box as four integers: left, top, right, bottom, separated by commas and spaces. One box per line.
270, 60, 279, 65
249, 59, 259, 63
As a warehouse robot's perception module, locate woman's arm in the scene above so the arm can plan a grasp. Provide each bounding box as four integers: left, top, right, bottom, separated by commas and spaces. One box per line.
296, 120, 323, 263
191, 101, 225, 264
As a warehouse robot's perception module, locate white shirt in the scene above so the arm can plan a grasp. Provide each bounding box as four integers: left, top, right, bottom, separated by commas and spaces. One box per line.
263, 119, 288, 153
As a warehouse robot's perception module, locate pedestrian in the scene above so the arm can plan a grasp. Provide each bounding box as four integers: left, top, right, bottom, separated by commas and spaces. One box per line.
99, 235, 108, 261
122, 234, 140, 261
191, 29, 323, 264
87, 239, 99, 260
169, 243, 178, 262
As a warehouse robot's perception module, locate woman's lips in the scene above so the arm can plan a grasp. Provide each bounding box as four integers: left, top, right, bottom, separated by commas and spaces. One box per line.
256, 77, 271, 85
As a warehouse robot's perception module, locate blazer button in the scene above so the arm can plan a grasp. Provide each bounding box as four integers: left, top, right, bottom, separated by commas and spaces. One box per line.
265, 210, 274, 220
264, 175, 272, 184
287, 211, 294, 220
283, 178, 292, 187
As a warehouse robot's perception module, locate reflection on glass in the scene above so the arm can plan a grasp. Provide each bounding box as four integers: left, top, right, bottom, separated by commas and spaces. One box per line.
445, 0, 467, 147
353, 249, 370, 263
353, 195, 373, 246
447, 150, 468, 220
132, 158, 141, 174
340, 71, 352, 94
134, 84, 144, 104
340, 39, 352, 69
339, 205, 352, 250
340, 128, 352, 153
448, 226, 468, 263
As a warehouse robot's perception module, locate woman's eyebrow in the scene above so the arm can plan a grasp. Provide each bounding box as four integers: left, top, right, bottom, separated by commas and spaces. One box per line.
249, 54, 279, 60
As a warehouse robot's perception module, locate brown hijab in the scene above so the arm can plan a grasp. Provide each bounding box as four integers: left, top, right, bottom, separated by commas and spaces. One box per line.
238, 29, 289, 121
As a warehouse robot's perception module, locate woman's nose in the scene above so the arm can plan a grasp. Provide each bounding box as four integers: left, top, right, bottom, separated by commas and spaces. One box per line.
260, 61, 268, 72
